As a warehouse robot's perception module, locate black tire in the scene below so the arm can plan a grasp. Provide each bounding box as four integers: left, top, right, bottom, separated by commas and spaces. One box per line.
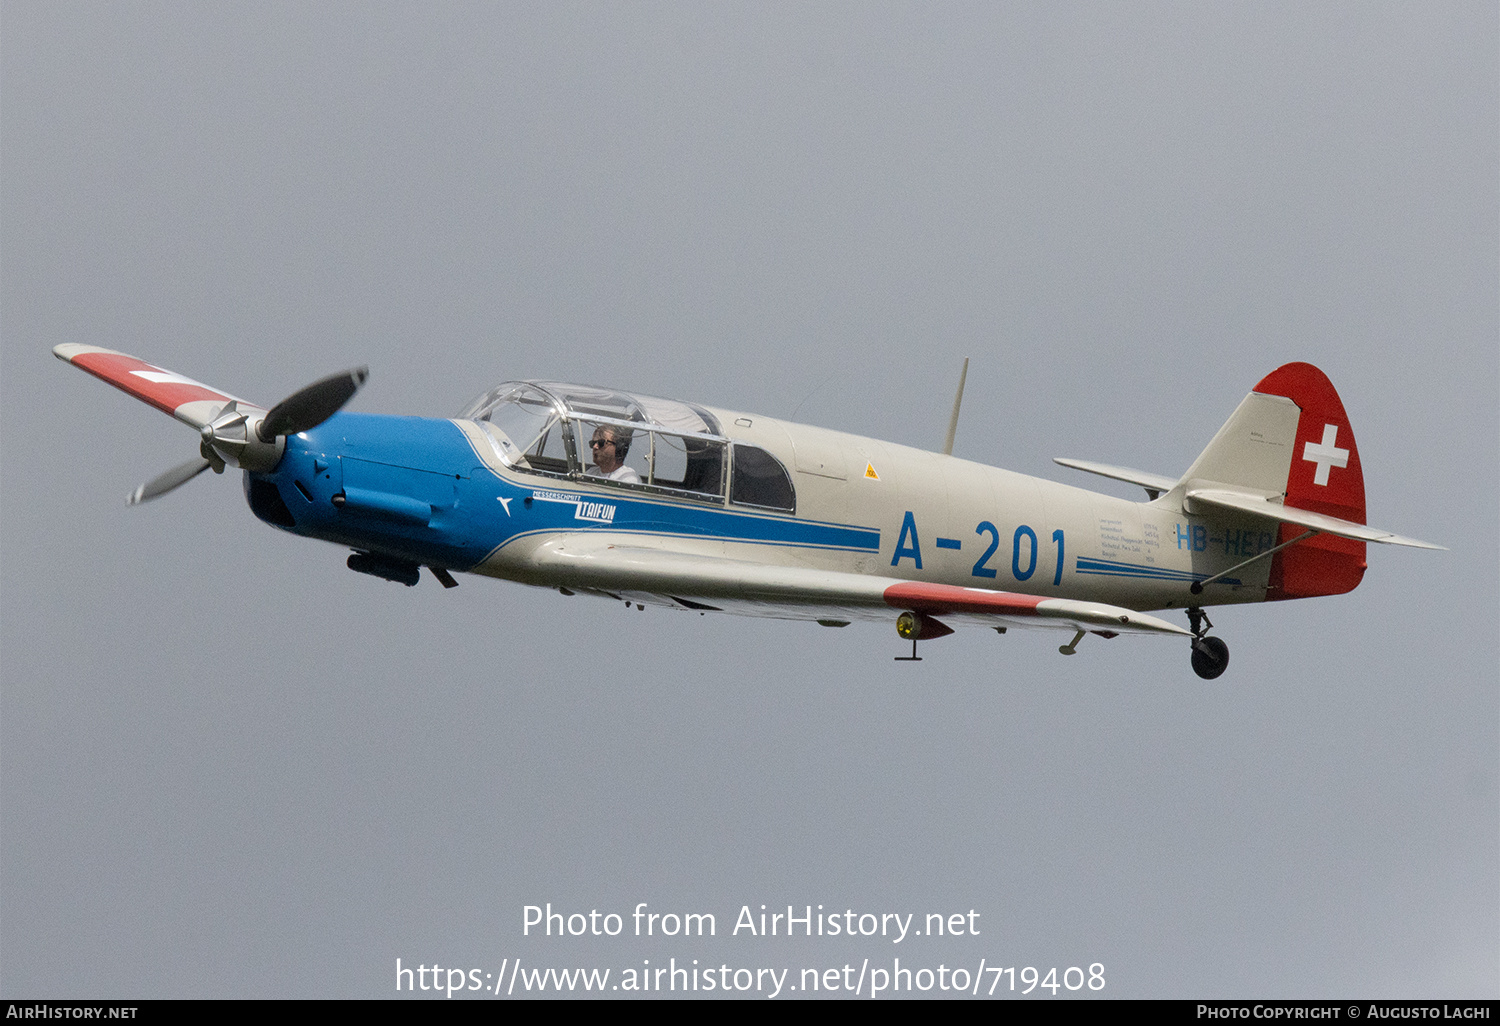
1191, 636, 1230, 680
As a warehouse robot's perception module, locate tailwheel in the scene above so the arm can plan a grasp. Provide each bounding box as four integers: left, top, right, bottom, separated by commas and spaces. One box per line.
1191, 636, 1230, 680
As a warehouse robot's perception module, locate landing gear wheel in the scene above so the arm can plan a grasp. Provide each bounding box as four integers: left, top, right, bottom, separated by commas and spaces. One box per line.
1191, 636, 1230, 680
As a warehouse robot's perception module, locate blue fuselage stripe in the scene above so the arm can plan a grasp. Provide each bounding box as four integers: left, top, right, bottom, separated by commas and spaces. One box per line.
1075, 557, 1241, 587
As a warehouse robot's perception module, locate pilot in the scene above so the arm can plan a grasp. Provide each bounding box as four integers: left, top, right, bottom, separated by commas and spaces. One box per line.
585, 425, 640, 484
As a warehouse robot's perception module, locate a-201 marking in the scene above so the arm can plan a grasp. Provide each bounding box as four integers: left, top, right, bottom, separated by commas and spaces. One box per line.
892, 511, 1066, 586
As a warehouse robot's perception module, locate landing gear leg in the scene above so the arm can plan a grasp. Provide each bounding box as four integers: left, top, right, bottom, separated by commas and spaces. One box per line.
1187, 606, 1229, 680
894, 636, 921, 662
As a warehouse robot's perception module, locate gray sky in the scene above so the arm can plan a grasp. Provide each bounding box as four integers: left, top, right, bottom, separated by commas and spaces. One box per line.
3, 1, 1495, 999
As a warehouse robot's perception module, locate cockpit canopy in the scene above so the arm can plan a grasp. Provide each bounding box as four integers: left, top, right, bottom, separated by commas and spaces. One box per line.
458, 381, 795, 512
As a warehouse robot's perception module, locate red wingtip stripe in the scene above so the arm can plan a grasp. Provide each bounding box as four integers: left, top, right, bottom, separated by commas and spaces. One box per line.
884, 581, 1046, 616
68, 351, 238, 418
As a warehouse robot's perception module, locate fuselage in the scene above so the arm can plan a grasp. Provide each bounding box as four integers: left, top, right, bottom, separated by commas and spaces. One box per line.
251, 404, 1287, 614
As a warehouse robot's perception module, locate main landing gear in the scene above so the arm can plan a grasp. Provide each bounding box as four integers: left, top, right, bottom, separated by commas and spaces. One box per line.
1186, 607, 1229, 680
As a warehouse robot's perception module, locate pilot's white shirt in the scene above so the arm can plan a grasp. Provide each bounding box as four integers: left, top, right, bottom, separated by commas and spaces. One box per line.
586, 464, 640, 484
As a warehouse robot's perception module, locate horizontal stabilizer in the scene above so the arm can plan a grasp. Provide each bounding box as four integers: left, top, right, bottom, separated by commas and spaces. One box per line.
1053, 458, 1177, 498
1184, 487, 1445, 550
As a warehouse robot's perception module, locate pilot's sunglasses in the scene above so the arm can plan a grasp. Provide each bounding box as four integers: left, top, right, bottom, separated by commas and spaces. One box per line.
589, 438, 615, 449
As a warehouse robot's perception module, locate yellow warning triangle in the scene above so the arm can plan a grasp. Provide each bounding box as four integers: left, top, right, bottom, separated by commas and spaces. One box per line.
864, 463, 880, 480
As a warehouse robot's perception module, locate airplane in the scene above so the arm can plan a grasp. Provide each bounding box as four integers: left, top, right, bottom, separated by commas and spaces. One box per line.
53, 344, 1442, 678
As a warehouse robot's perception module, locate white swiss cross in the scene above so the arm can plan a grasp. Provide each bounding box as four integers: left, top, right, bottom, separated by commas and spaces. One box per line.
1302, 423, 1349, 486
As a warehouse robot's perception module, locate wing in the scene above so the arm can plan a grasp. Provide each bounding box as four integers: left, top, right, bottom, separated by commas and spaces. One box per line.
54, 344, 260, 429
523, 537, 1191, 637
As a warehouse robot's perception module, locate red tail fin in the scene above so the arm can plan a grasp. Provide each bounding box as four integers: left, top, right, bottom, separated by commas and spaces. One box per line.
1253, 363, 1367, 599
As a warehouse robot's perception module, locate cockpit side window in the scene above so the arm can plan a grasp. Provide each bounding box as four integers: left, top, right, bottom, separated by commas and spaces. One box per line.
576, 417, 726, 499
680, 437, 724, 496
730, 444, 795, 512
650, 432, 724, 497
577, 418, 650, 484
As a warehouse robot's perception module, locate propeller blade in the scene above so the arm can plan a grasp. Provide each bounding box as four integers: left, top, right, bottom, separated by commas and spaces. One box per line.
127, 457, 213, 506
258, 367, 369, 441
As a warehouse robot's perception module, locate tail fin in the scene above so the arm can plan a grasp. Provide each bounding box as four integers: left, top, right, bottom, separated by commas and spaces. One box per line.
1173, 362, 1367, 599
1253, 363, 1366, 599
